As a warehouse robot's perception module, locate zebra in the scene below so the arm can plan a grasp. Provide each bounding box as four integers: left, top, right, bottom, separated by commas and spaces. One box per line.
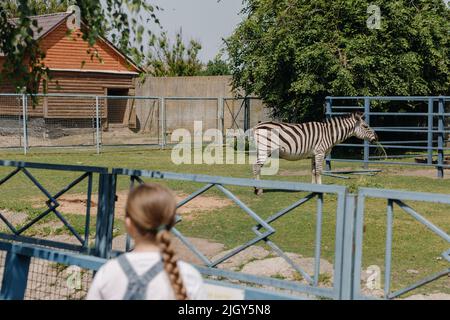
252, 111, 378, 195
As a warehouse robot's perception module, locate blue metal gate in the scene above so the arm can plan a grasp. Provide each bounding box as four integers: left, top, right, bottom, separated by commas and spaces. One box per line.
0, 161, 449, 299
112, 168, 349, 299
325, 96, 450, 178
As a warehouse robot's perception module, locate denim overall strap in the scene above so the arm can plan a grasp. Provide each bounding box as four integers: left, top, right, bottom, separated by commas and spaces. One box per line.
117, 254, 165, 300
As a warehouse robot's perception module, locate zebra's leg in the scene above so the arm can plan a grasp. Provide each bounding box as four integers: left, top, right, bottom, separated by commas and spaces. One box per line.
314, 153, 325, 184
253, 149, 270, 195
253, 162, 264, 195
311, 158, 317, 184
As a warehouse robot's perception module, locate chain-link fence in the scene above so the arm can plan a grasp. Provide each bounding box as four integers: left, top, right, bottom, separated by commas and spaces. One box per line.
0, 248, 93, 300
0, 249, 5, 292
28, 95, 98, 149
24, 257, 93, 300
0, 94, 270, 153
0, 94, 25, 150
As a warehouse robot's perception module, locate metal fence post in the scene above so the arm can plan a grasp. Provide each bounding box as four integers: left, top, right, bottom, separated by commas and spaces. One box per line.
218, 97, 225, 140
325, 97, 332, 171
94, 173, 116, 258
427, 98, 434, 164
160, 97, 166, 149
95, 96, 101, 154
244, 97, 250, 132
22, 94, 28, 155
0, 250, 31, 300
339, 193, 357, 300
363, 98, 370, 169
437, 97, 444, 178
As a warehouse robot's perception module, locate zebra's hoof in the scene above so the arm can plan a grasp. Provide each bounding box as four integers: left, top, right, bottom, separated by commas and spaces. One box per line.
254, 188, 263, 196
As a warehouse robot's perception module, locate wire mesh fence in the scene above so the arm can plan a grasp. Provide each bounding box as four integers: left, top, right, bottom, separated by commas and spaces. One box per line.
24, 257, 93, 300
27, 95, 98, 148
101, 96, 161, 147
0, 94, 270, 153
224, 97, 272, 132
0, 94, 25, 150
0, 249, 5, 292
0, 247, 93, 300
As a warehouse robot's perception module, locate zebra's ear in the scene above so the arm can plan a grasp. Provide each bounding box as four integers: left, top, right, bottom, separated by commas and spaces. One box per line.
354, 111, 365, 120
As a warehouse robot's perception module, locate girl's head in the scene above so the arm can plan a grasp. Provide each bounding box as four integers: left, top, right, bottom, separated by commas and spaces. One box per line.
125, 183, 177, 239
125, 183, 187, 300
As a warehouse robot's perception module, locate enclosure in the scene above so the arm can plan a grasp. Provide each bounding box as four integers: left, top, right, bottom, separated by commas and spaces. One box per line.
0, 93, 269, 153
0, 148, 448, 300
326, 96, 450, 178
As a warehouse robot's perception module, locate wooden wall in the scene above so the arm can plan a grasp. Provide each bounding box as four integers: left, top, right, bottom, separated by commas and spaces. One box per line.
0, 70, 136, 119
0, 17, 139, 120
41, 23, 136, 73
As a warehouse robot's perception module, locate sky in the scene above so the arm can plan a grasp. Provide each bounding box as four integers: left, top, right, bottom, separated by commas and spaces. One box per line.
150, 0, 244, 62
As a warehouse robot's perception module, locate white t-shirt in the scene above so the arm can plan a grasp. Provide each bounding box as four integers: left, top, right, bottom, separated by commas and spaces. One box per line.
86, 251, 207, 300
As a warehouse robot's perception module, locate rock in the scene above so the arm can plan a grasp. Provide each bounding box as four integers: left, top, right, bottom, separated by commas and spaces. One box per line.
42, 234, 82, 245
172, 237, 226, 264
212, 246, 271, 270
112, 234, 133, 252
406, 269, 419, 274
403, 293, 450, 300
110, 235, 226, 265
360, 287, 385, 298
239, 253, 334, 284
0, 210, 28, 231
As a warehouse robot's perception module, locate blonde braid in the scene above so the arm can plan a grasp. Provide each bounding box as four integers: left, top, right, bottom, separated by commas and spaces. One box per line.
156, 230, 188, 300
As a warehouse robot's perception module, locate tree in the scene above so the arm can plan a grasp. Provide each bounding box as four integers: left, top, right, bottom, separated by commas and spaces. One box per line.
0, 0, 160, 94
145, 29, 203, 77
226, 0, 450, 122
2, 0, 68, 16
201, 53, 231, 76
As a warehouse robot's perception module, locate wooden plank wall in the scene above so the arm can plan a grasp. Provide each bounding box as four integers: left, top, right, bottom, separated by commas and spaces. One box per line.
40, 23, 136, 73
0, 71, 135, 119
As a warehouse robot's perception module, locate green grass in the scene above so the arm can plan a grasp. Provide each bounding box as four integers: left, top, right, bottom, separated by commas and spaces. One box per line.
0, 147, 449, 298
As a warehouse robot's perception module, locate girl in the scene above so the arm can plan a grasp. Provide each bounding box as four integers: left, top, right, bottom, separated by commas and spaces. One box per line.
87, 183, 206, 300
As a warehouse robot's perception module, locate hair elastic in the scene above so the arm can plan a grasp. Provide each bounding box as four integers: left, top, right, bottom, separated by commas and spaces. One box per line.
148, 224, 170, 233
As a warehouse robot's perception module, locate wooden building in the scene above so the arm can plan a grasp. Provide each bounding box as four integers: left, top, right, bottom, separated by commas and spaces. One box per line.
0, 12, 143, 128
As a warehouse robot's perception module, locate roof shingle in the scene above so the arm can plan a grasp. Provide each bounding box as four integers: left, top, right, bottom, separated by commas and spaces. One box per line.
10, 12, 71, 40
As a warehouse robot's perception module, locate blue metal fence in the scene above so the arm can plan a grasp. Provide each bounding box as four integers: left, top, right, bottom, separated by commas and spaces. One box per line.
0, 161, 448, 300
325, 96, 450, 178
112, 168, 349, 299
0, 160, 111, 255
0, 241, 303, 300
353, 188, 450, 300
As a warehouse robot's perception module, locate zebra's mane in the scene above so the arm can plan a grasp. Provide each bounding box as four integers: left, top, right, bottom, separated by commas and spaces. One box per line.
324, 112, 362, 123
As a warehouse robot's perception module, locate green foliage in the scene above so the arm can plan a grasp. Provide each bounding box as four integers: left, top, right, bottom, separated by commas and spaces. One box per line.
201, 53, 231, 76
145, 29, 203, 77
226, 0, 450, 122
2, 0, 69, 16
0, 0, 160, 94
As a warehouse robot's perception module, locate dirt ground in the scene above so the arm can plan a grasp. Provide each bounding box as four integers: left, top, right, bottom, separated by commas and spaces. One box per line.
279, 166, 450, 180
49, 190, 233, 220
0, 128, 159, 148
388, 168, 450, 179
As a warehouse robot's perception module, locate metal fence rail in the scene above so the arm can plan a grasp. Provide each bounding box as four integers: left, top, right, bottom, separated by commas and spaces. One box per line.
0, 160, 110, 254
112, 168, 349, 299
0, 241, 302, 300
353, 188, 450, 300
325, 96, 450, 178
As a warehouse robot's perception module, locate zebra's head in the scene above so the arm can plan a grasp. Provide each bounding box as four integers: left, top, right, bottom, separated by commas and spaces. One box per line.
352, 112, 378, 143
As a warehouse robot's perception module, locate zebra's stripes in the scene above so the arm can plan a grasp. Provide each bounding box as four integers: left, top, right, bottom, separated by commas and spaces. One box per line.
252, 112, 377, 194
